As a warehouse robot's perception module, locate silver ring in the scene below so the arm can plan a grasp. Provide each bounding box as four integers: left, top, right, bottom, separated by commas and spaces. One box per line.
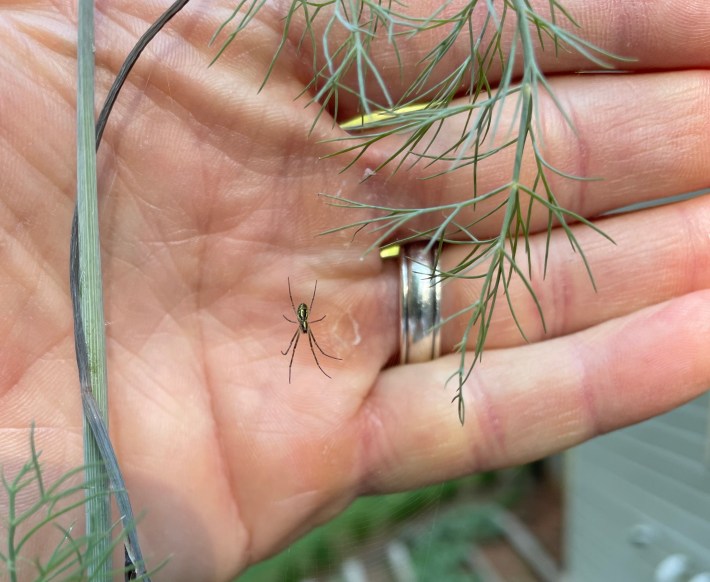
399, 242, 442, 364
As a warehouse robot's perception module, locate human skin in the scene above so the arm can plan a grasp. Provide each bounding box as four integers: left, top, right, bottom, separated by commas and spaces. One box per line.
1, 0, 709, 580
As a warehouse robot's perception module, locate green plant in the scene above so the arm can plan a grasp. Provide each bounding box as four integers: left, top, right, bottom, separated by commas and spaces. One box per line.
0, 426, 139, 581
407, 504, 499, 581
235, 474, 488, 581
2, 1, 185, 578
212, 0, 628, 423
71, 0, 190, 578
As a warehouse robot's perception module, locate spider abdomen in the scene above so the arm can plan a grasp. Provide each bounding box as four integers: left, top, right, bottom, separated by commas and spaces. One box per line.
297, 303, 309, 333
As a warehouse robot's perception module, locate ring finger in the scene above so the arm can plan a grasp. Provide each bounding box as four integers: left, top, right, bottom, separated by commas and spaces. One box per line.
437, 193, 710, 352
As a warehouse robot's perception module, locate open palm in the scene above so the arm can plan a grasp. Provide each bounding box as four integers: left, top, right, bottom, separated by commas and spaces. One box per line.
1, 1, 709, 580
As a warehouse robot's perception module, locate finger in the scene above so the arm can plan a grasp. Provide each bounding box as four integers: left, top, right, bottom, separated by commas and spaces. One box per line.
333, 71, 710, 242
278, 0, 710, 118
357, 290, 710, 493
438, 193, 710, 351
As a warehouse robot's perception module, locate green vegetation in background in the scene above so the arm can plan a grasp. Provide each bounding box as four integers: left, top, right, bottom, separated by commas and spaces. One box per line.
236, 470, 526, 581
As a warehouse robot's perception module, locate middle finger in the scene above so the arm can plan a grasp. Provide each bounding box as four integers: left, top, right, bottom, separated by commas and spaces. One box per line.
345, 71, 710, 239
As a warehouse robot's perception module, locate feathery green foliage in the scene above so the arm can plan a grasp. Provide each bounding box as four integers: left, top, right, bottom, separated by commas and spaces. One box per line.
0, 426, 147, 581
213, 0, 627, 422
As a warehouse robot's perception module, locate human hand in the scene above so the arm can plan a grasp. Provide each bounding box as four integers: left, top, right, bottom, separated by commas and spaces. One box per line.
1, 1, 709, 580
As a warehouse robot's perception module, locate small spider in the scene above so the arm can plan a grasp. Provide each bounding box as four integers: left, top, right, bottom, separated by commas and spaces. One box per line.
281, 278, 341, 383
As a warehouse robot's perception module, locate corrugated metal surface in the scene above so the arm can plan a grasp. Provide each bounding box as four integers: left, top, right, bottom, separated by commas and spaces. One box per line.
565, 392, 710, 581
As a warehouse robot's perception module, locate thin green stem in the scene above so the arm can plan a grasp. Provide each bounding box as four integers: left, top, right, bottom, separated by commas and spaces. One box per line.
5, 470, 17, 582
76, 0, 112, 578
71, 1, 190, 577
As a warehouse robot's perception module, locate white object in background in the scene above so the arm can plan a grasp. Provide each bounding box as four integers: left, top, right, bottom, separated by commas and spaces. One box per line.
628, 523, 658, 547
654, 554, 692, 582
341, 558, 368, 582
386, 541, 417, 582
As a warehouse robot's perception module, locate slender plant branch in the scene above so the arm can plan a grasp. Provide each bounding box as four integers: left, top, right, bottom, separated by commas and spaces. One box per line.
76, 1, 112, 577
71, 0, 191, 579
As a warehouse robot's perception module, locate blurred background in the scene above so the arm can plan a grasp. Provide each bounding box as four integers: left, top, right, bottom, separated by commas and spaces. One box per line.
236, 392, 710, 581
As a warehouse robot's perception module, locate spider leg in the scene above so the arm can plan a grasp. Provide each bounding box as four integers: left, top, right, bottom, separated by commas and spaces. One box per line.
307, 330, 332, 379
287, 277, 297, 313
281, 329, 299, 356
283, 314, 298, 324
284, 331, 300, 384
309, 315, 326, 324
309, 280, 318, 311
310, 330, 342, 361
